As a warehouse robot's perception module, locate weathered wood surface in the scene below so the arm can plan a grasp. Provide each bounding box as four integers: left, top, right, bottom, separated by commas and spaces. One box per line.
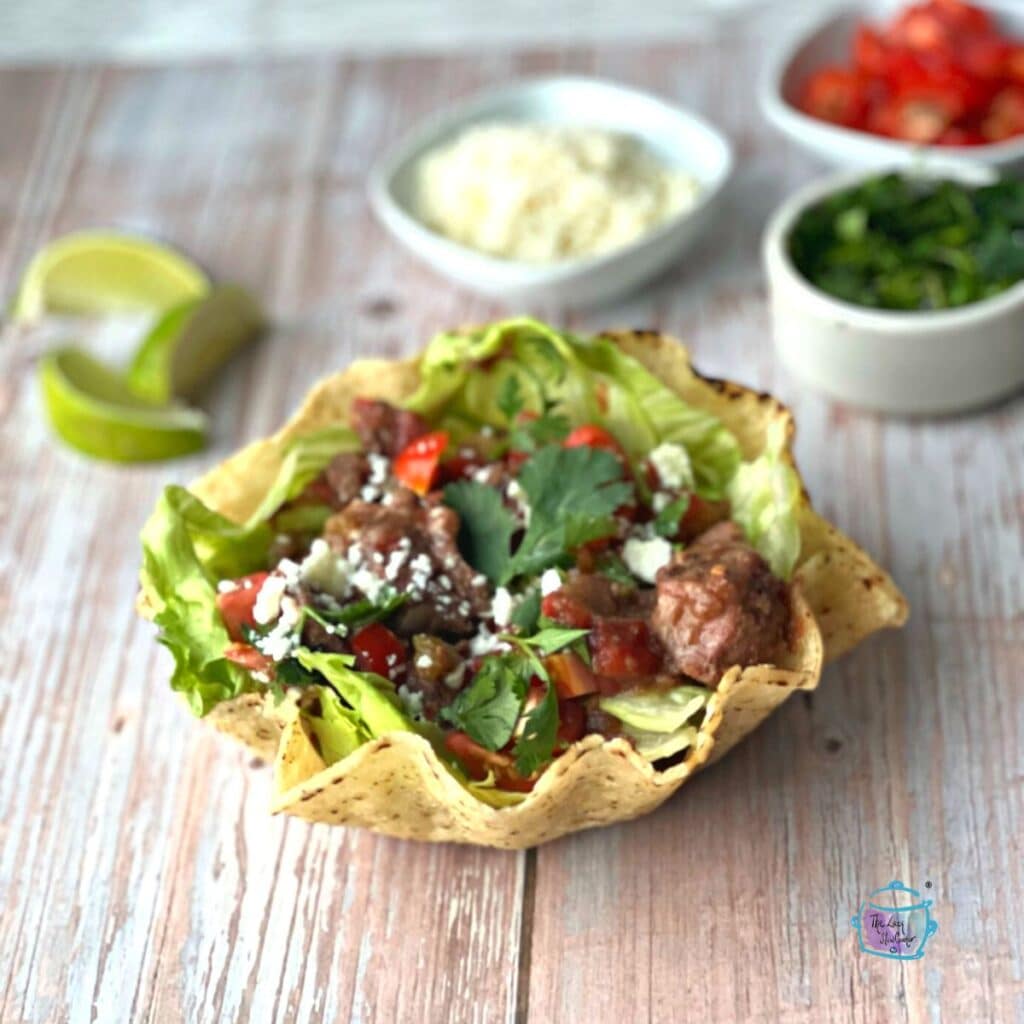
1, 30, 1022, 1024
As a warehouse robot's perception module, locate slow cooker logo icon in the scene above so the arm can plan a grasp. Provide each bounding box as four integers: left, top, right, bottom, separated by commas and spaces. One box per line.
851, 880, 939, 960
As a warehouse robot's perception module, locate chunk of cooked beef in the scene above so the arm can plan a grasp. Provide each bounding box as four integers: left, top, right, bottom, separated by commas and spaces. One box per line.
323, 452, 369, 507
350, 397, 428, 457
324, 489, 489, 637
651, 521, 790, 686
403, 635, 464, 719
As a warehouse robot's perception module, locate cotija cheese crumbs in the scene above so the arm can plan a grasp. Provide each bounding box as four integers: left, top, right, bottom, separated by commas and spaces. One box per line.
414, 122, 701, 264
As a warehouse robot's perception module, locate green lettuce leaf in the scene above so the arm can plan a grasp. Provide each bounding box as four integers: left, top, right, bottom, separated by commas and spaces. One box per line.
140, 427, 360, 716
308, 686, 368, 764
246, 425, 360, 527
598, 685, 709, 733
295, 649, 413, 738
405, 318, 741, 498
598, 684, 709, 764
726, 419, 802, 579
140, 486, 272, 715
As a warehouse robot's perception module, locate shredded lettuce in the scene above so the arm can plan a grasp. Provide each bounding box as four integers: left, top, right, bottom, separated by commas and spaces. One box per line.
294, 649, 413, 738
406, 318, 741, 499
139, 427, 359, 716
245, 425, 360, 527
140, 486, 272, 715
726, 419, 802, 579
409, 317, 801, 574
598, 684, 709, 763
307, 686, 368, 764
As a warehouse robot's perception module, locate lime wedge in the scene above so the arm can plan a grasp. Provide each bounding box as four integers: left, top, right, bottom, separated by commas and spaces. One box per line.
127, 284, 264, 402
12, 231, 209, 321
39, 347, 207, 462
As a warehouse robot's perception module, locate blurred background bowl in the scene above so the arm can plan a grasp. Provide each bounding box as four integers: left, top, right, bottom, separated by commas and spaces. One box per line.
369, 75, 733, 308
762, 160, 1024, 415
759, 0, 1024, 171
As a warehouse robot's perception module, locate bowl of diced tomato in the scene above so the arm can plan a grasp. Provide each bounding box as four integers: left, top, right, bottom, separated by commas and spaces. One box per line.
760, 0, 1024, 169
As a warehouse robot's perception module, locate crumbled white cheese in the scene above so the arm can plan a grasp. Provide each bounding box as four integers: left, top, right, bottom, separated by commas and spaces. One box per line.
351, 567, 388, 603
397, 684, 425, 720
384, 546, 409, 583
506, 478, 531, 525
469, 627, 507, 657
367, 452, 390, 485
652, 491, 672, 513
623, 536, 673, 584
540, 568, 562, 596
299, 539, 351, 598
415, 653, 432, 670
491, 587, 515, 628
648, 442, 694, 490
216, 579, 238, 594
253, 575, 287, 625
444, 663, 466, 690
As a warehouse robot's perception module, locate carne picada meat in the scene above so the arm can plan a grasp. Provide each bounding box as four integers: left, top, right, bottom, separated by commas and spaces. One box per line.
651, 522, 790, 684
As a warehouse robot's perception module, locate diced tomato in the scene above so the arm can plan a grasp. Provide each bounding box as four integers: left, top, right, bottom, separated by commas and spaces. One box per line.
224, 642, 275, 675
892, 7, 954, 55
1007, 46, 1024, 85
563, 424, 628, 462
798, 67, 869, 128
546, 651, 599, 699
982, 86, 1024, 141
443, 732, 536, 792
392, 430, 449, 495
962, 34, 1010, 81
931, 0, 992, 36
541, 590, 594, 629
556, 698, 586, 745
854, 24, 890, 77
351, 623, 407, 679
215, 571, 269, 642
589, 620, 662, 679
444, 732, 511, 780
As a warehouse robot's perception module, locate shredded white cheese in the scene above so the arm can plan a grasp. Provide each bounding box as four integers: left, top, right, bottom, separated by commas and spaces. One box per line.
415, 122, 701, 264
648, 442, 694, 490
623, 536, 673, 584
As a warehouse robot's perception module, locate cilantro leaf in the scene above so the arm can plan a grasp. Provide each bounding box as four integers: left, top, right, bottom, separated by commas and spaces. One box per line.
440, 653, 530, 750
509, 588, 541, 633
443, 479, 516, 585
513, 681, 559, 777
504, 445, 632, 582
653, 493, 691, 538
510, 626, 590, 656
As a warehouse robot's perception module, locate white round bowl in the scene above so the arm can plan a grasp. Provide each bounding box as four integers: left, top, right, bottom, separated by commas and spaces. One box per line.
762, 164, 1024, 416
368, 76, 733, 309
759, 1, 1024, 172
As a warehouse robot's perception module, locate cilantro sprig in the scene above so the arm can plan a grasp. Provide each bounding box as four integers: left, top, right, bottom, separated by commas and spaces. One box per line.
443, 443, 632, 586
440, 626, 589, 776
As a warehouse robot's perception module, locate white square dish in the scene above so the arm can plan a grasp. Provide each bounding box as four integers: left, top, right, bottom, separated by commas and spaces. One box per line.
368, 76, 733, 308
759, 0, 1024, 172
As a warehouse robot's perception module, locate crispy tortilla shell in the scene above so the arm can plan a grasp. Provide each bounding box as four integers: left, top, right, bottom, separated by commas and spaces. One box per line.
148, 329, 906, 847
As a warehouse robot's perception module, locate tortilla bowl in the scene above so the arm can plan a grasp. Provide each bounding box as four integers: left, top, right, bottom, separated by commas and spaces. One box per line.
140, 328, 907, 847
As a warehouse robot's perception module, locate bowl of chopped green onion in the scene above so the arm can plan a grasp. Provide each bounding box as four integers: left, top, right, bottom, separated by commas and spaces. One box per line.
763, 163, 1024, 414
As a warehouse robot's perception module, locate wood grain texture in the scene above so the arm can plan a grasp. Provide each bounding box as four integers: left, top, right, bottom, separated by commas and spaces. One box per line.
1, 22, 1022, 1024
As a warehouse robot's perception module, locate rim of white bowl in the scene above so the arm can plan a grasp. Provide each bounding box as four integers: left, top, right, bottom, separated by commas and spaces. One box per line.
368, 74, 735, 283
763, 163, 1024, 333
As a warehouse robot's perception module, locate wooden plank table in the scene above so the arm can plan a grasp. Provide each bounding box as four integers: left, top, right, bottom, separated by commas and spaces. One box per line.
1, 26, 1022, 1024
